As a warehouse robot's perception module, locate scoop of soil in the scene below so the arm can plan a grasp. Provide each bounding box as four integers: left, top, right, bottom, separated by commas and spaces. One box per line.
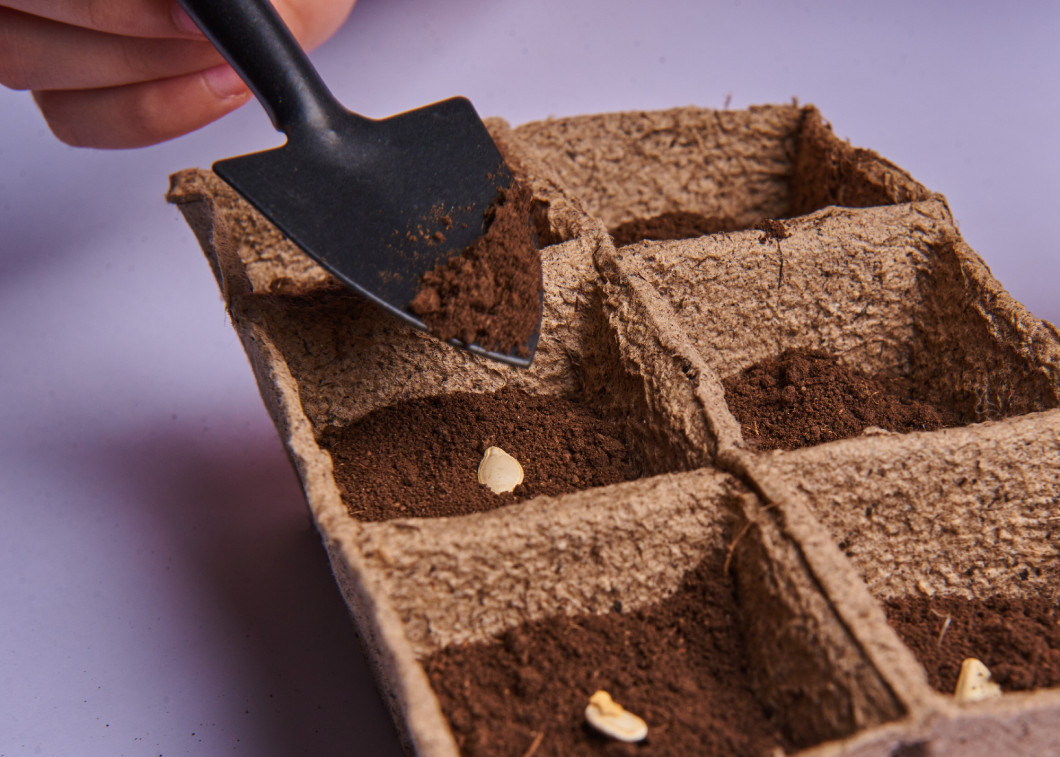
409, 180, 542, 356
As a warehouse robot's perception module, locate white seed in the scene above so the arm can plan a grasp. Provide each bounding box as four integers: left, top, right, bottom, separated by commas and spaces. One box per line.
477, 446, 524, 494
584, 690, 647, 743
954, 658, 1002, 703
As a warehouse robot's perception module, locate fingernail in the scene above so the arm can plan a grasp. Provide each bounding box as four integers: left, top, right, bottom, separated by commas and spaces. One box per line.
172, 5, 203, 36
203, 65, 249, 99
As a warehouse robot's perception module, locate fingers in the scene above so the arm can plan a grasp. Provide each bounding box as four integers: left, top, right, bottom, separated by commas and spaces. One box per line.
9, 0, 359, 148
33, 65, 251, 148
0, 7, 222, 91
1, 0, 356, 92
1, 0, 201, 39
3, 0, 354, 46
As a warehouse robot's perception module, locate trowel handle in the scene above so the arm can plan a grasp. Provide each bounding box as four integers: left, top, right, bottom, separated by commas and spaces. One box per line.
178, 0, 352, 136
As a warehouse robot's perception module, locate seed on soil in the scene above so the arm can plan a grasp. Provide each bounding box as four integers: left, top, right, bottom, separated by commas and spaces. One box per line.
477, 446, 524, 494
584, 690, 648, 743
954, 658, 1002, 703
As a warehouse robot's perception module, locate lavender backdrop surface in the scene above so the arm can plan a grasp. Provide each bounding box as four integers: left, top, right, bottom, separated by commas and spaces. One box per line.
2, 1, 1057, 754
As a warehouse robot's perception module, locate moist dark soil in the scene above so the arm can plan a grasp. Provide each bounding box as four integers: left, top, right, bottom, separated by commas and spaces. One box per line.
884, 594, 1060, 693
423, 553, 789, 757
410, 179, 542, 356
609, 211, 745, 247
318, 387, 643, 521
723, 349, 962, 451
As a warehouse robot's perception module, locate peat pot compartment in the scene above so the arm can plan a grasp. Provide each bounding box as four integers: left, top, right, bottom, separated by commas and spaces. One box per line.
421, 548, 792, 757
510, 105, 929, 247
248, 224, 712, 523
762, 411, 1060, 701
396, 484, 907, 755
258, 279, 699, 523
602, 196, 1060, 453
358, 469, 797, 756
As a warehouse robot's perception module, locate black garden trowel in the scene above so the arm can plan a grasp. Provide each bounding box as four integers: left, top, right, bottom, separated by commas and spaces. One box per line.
179, 0, 540, 366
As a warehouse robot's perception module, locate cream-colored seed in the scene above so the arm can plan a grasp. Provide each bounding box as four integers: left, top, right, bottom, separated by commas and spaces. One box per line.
584, 690, 648, 743
477, 446, 524, 494
954, 658, 1002, 703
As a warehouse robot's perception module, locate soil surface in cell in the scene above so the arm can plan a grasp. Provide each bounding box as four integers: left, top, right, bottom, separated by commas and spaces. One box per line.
609, 211, 747, 247
423, 553, 789, 757
319, 387, 643, 521
884, 594, 1060, 694
723, 349, 962, 451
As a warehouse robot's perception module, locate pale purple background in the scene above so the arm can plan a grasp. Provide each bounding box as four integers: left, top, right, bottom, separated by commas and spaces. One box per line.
1, 1, 1057, 755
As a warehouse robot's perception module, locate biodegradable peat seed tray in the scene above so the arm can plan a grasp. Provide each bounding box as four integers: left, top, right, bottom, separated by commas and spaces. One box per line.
168, 104, 1060, 756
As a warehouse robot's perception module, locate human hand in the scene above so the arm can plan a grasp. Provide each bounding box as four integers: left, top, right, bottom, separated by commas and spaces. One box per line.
0, 0, 356, 148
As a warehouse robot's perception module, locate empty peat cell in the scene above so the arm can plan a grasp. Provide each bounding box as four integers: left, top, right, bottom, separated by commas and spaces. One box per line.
317, 387, 647, 521
722, 349, 964, 451
883, 594, 1060, 696
422, 552, 790, 757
